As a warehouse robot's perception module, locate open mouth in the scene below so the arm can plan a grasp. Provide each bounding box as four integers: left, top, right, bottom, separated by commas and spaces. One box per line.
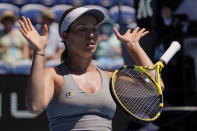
86, 41, 96, 46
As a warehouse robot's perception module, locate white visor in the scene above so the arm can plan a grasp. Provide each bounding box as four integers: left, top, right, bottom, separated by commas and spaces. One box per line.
60, 7, 105, 37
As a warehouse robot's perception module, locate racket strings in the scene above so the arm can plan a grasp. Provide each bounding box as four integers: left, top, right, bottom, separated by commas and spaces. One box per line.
114, 68, 161, 120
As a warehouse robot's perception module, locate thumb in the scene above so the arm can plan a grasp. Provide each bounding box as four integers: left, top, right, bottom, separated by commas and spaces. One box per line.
42, 24, 48, 36
113, 27, 122, 40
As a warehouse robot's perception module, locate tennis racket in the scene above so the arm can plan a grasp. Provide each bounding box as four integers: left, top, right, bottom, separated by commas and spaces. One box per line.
110, 41, 181, 122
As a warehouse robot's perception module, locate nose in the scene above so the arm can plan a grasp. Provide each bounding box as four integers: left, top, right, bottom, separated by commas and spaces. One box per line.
88, 31, 94, 39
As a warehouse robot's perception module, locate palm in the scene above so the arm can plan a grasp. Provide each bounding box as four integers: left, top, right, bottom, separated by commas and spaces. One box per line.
18, 16, 48, 51
25, 28, 48, 50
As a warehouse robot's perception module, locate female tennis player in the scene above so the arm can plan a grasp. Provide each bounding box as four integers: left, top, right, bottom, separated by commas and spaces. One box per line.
18, 6, 164, 131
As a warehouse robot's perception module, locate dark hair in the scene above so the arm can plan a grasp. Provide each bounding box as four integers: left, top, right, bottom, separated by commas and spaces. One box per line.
59, 6, 81, 63
59, 6, 82, 35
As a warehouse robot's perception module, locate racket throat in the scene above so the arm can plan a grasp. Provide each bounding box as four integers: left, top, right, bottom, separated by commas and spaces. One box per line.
154, 61, 164, 87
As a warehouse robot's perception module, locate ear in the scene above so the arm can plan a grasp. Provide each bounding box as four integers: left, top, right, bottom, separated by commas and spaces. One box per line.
62, 32, 69, 41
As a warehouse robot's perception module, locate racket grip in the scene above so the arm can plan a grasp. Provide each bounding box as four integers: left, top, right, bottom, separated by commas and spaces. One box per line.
160, 41, 181, 64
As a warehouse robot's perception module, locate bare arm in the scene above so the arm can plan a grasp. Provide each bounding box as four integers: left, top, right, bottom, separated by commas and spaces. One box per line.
22, 44, 30, 59
19, 16, 54, 114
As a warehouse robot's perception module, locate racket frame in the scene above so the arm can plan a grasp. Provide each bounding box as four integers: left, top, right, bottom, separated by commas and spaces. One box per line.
111, 62, 164, 122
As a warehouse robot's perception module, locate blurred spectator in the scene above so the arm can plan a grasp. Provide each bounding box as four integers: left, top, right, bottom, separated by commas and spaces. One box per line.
93, 19, 124, 69
0, 10, 30, 66
36, 8, 65, 66
154, 6, 184, 61
153, 5, 186, 95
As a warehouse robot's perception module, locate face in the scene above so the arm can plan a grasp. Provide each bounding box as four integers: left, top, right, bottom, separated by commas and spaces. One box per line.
2, 17, 15, 31
63, 14, 99, 58
161, 7, 172, 19
43, 18, 54, 26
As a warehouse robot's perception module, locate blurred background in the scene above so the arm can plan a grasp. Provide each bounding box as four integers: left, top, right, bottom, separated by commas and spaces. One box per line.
0, 0, 197, 130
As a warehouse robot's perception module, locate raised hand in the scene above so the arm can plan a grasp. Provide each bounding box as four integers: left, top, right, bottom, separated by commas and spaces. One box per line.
18, 16, 48, 51
113, 27, 149, 49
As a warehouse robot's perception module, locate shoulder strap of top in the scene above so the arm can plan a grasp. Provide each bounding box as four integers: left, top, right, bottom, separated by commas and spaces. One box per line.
96, 67, 109, 83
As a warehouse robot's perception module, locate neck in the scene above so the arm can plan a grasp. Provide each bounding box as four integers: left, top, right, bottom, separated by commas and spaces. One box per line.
65, 56, 95, 74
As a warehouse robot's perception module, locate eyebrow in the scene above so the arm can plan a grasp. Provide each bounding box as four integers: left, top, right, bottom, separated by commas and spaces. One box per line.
75, 23, 98, 26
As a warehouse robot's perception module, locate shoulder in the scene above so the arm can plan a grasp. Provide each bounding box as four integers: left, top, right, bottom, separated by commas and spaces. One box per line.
102, 69, 114, 79
43, 67, 57, 82
44, 65, 64, 92
43, 65, 63, 78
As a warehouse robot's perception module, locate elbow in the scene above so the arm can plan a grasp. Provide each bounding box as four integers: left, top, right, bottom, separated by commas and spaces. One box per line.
160, 78, 165, 90
26, 103, 45, 114
161, 82, 165, 90
161, 85, 165, 90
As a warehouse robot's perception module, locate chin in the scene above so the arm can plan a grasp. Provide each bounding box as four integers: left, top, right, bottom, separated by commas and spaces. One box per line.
85, 47, 96, 55
82, 50, 95, 58
84, 52, 94, 58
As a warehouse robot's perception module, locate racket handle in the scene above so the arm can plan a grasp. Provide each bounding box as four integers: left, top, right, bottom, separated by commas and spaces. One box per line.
160, 41, 181, 64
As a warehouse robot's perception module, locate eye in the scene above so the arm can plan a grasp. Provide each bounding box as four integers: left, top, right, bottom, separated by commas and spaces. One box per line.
78, 27, 87, 32
92, 28, 98, 32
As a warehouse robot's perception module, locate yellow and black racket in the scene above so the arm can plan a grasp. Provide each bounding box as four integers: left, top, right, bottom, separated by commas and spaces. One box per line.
110, 41, 181, 123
